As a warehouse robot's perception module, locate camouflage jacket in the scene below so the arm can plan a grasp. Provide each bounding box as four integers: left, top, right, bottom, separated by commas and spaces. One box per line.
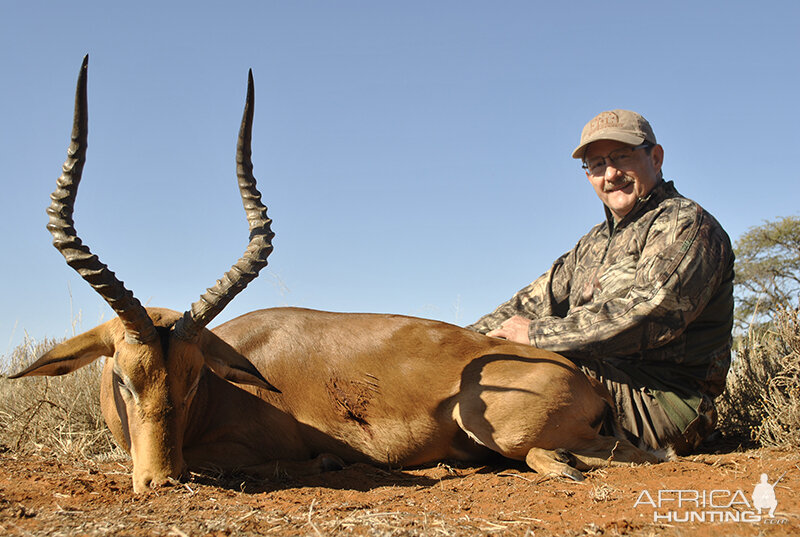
467, 180, 734, 423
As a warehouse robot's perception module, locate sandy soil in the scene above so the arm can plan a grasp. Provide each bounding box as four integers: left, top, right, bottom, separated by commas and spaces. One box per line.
0, 445, 798, 536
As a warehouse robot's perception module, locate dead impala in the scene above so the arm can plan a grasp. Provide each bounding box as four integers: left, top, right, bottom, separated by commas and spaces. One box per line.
11, 57, 659, 493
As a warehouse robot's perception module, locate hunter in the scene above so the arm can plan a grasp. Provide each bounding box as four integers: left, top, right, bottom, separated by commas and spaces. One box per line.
468, 109, 734, 454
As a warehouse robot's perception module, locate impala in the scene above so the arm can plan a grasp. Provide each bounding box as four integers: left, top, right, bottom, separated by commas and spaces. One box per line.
11, 57, 659, 493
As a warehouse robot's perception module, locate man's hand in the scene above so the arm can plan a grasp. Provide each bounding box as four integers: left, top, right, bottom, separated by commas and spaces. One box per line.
486, 315, 532, 344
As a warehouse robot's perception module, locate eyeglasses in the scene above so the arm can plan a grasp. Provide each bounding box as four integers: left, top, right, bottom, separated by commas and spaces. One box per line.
581, 143, 652, 176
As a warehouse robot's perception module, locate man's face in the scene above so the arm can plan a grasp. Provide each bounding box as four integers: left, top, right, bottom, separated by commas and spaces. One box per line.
583, 139, 664, 222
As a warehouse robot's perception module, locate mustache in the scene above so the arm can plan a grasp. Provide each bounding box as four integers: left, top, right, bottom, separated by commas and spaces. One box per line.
603, 175, 635, 192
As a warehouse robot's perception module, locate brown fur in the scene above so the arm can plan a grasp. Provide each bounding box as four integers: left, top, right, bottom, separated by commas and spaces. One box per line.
12, 306, 659, 492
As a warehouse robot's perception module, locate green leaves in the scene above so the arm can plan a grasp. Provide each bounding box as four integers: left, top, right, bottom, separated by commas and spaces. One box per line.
734, 216, 800, 329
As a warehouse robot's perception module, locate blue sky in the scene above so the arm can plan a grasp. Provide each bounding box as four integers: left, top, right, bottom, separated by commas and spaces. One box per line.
2, 1, 799, 355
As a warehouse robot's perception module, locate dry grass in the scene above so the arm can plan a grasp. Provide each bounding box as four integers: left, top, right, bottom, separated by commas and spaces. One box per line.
716, 306, 800, 447
755, 306, 800, 446
0, 335, 124, 461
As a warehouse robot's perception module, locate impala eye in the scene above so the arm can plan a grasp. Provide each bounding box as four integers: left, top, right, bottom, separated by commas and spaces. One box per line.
114, 374, 129, 392
185, 374, 201, 402
112, 370, 124, 387
112, 367, 137, 402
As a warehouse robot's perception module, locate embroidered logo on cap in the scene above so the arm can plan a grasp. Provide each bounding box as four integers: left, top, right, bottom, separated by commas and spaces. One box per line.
586, 111, 620, 136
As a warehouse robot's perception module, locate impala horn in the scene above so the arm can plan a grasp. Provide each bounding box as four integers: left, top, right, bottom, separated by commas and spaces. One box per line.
173, 69, 274, 341
46, 55, 157, 344
47, 58, 274, 344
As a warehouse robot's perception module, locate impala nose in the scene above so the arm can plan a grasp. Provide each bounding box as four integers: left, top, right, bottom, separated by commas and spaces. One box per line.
149, 475, 178, 489
133, 472, 179, 493
133, 464, 186, 493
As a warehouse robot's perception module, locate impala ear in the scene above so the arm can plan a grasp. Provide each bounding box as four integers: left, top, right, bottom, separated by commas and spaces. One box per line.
199, 331, 280, 393
8, 323, 115, 379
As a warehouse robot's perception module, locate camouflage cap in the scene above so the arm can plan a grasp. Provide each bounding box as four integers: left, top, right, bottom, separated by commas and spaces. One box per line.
572, 110, 657, 159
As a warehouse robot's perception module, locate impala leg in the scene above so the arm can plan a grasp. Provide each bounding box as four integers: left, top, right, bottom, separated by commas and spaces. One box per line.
567, 435, 661, 468
524, 435, 659, 482
524, 447, 585, 481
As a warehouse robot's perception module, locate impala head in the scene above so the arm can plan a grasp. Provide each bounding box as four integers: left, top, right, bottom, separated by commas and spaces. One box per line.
10, 56, 276, 493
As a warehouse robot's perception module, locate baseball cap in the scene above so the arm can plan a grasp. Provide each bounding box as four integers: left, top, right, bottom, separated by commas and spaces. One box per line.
572, 110, 657, 159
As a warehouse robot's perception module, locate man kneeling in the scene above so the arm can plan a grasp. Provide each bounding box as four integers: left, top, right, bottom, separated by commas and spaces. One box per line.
468, 109, 733, 455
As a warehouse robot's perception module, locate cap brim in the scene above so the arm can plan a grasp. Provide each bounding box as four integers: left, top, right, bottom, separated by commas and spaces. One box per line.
571, 131, 646, 159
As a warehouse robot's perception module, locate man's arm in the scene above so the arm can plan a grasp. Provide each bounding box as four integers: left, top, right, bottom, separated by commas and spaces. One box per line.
466, 247, 577, 335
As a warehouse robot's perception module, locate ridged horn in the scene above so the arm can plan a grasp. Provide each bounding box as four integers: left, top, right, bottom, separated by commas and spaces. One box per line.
173, 70, 274, 341
46, 55, 157, 344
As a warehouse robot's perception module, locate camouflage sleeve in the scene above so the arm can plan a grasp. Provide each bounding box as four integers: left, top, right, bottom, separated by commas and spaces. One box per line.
465, 247, 576, 334
528, 204, 731, 358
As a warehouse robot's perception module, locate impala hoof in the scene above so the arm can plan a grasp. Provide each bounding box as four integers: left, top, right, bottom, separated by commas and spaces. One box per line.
561, 467, 585, 482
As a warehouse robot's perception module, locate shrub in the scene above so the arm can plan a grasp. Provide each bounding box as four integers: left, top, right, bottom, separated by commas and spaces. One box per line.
716, 306, 800, 447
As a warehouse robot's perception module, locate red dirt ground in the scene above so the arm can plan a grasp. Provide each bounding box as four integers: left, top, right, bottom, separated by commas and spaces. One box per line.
0, 445, 798, 536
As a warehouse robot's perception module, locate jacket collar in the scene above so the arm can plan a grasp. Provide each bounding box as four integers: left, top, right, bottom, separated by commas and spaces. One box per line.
604, 179, 676, 233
